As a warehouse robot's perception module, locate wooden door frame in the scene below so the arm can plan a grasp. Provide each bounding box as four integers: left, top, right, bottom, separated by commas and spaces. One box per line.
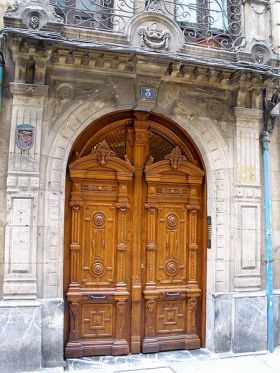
63, 110, 207, 353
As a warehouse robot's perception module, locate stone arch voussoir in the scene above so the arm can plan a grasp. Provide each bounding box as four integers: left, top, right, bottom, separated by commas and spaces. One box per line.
41, 101, 232, 303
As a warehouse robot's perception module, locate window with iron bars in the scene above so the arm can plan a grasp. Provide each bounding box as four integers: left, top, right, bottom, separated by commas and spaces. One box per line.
52, 0, 241, 49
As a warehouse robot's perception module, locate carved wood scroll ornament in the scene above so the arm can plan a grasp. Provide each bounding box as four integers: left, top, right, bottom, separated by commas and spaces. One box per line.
165, 146, 187, 169
91, 140, 115, 165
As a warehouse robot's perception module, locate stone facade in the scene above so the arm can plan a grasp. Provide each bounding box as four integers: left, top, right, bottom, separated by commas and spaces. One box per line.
0, 0, 280, 371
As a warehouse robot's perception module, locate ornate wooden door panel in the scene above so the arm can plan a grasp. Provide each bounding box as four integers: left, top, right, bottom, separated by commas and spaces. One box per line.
65, 142, 135, 357
65, 114, 206, 357
82, 202, 116, 288
142, 147, 204, 353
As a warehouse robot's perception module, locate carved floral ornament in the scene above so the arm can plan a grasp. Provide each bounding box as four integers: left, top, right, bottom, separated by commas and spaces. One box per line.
251, 45, 269, 64
91, 140, 115, 165
29, 12, 40, 30
5, 0, 64, 31
165, 146, 187, 169
138, 23, 171, 51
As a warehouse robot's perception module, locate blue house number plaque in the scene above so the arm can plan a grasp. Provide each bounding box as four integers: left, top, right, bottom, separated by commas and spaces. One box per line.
140, 87, 156, 100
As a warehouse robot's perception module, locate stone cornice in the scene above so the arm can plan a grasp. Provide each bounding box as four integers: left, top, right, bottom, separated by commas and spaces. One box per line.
3, 28, 280, 75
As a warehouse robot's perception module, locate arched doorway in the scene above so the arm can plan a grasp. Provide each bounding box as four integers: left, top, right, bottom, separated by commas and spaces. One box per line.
64, 111, 206, 358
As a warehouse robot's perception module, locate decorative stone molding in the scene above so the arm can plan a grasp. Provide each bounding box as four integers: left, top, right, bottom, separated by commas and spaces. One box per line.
235, 38, 280, 65
10, 82, 49, 97
4, 0, 64, 32
48, 79, 115, 122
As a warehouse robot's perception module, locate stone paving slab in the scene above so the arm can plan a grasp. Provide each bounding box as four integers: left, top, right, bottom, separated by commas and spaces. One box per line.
27, 347, 280, 373
115, 368, 174, 373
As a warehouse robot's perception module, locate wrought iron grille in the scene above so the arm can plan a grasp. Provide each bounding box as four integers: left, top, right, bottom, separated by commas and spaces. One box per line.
52, 0, 242, 50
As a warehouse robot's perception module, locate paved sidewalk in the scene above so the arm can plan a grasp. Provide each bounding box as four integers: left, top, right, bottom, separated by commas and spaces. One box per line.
61, 347, 280, 373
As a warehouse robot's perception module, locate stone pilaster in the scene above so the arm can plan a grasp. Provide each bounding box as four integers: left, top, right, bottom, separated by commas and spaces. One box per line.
233, 107, 262, 290
242, 0, 271, 41
3, 83, 48, 299
271, 0, 280, 54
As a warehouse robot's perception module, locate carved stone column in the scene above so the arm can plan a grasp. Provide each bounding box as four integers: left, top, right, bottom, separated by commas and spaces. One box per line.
3, 83, 48, 299
233, 107, 262, 290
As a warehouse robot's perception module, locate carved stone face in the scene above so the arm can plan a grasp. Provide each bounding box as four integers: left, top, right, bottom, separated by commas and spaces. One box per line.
138, 23, 170, 50
147, 25, 164, 41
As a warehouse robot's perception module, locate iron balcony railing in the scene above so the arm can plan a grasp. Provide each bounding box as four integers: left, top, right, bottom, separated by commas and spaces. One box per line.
51, 0, 242, 50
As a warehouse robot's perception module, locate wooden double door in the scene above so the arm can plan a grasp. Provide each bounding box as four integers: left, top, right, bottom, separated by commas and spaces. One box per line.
65, 112, 205, 357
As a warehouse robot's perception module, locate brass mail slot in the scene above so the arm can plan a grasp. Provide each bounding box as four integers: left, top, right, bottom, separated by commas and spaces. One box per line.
165, 292, 181, 297
89, 294, 107, 300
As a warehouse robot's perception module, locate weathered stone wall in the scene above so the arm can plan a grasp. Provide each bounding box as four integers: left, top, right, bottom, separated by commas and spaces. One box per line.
0, 88, 11, 300
271, 0, 280, 54
0, 0, 14, 29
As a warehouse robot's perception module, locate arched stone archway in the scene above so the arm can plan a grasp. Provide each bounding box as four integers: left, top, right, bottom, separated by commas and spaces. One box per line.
39, 97, 232, 359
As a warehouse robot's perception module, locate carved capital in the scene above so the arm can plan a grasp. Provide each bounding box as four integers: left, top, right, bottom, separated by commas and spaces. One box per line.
234, 107, 263, 122
145, 203, 158, 212
69, 202, 81, 210
10, 83, 49, 98
116, 202, 130, 211
187, 203, 201, 213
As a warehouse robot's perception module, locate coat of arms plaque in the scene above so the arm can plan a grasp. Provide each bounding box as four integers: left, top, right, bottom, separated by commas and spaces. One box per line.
15, 124, 35, 151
